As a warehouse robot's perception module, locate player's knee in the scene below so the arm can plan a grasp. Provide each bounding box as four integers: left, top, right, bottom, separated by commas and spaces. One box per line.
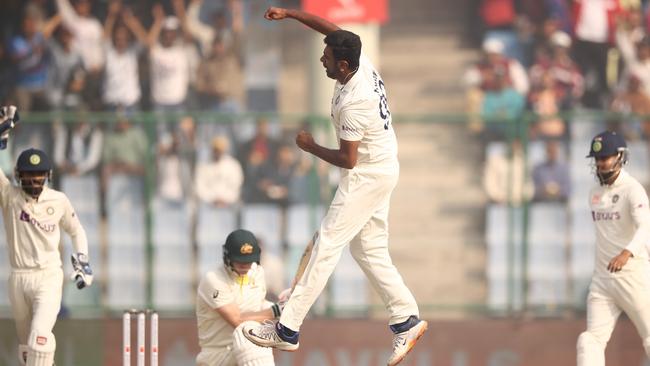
577, 331, 605, 353
232, 321, 274, 365
26, 330, 55, 366
18, 344, 28, 366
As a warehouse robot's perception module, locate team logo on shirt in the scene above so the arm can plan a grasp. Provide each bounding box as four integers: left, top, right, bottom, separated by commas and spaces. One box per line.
240, 243, 253, 254
47, 207, 54, 215
612, 194, 619, 203
19, 210, 56, 232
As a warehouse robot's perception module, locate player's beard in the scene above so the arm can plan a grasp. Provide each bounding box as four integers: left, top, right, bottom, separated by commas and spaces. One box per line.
20, 178, 46, 198
596, 162, 622, 185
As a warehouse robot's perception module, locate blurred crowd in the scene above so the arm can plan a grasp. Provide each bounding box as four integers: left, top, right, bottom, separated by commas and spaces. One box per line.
467, 0, 650, 205
0, 0, 330, 215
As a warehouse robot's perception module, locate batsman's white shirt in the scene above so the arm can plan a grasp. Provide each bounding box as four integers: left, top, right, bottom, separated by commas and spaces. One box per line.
331, 53, 398, 169
0, 171, 88, 270
196, 265, 268, 349
589, 169, 650, 277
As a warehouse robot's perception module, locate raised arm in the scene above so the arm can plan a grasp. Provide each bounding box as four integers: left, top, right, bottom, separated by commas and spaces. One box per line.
42, 14, 62, 40
147, 4, 166, 48
0, 106, 19, 188
103, 1, 121, 39
122, 7, 151, 46
55, 0, 80, 32
264, 7, 340, 35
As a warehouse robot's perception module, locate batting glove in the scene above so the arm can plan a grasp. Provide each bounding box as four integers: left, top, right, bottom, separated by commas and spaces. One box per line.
70, 253, 94, 289
0, 105, 19, 150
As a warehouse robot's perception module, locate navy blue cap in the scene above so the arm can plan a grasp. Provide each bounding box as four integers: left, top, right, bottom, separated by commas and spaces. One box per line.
16, 148, 52, 172
587, 131, 627, 158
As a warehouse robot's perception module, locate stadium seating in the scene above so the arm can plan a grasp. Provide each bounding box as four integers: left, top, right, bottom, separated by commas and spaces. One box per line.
152, 198, 193, 309
106, 175, 146, 308
241, 204, 283, 257
196, 203, 238, 277
60, 175, 102, 308
527, 203, 569, 308
485, 204, 524, 311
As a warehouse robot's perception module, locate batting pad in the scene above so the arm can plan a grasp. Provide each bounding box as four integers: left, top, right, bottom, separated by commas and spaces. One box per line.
26, 330, 56, 366
233, 321, 275, 366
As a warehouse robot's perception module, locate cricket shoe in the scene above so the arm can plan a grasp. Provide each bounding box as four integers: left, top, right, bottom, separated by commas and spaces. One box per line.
387, 318, 428, 366
242, 320, 299, 352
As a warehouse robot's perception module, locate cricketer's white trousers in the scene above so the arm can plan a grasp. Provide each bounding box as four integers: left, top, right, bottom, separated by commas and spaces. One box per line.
280, 161, 419, 331
8, 267, 63, 357
577, 270, 650, 366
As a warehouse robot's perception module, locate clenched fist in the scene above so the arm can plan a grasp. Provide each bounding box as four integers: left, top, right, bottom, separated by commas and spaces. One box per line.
295, 130, 314, 152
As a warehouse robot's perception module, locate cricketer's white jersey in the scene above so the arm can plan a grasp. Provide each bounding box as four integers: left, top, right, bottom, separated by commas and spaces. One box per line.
0, 171, 88, 270
196, 265, 268, 348
589, 169, 650, 277
330, 53, 398, 169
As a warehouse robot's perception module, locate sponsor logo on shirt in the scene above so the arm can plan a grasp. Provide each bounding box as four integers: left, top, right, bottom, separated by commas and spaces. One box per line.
342, 125, 358, 133
36, 336, 47, 345
212, 291, 219, 299
591, 211, 621, 221
47, 207, 54, 215
19, 210, 56, 232
612, 194, 619, 203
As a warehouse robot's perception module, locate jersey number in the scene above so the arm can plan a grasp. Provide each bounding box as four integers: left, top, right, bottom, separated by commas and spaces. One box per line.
377, 79, 391, 130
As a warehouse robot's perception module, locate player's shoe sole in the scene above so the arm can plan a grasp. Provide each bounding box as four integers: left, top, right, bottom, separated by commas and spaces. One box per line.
387, 320, 428, 366
242, 321, 300, 352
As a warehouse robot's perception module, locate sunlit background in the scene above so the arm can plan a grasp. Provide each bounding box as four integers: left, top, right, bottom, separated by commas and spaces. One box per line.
1, 0, 650, 365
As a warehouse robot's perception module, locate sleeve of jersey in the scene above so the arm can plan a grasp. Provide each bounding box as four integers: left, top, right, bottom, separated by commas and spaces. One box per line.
339, 99, 374, 141
60, 196, 89, 256
625, 184, 650, 257
198, 273, 234, 310
0, 168, 11, 203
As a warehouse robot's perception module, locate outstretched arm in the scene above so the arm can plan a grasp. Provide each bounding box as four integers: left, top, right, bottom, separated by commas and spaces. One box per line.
264, 7, 340, 35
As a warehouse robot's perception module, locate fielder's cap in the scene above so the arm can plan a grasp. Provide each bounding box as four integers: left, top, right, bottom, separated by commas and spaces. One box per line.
587, 131, 627, 158
162, 16, 180, 30
551, 31, 572, 48
224, 229, 260, 263
16, 148, 52, 172
482, 38, 504, 54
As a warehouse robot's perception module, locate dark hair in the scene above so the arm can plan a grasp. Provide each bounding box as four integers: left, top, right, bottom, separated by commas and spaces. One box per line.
324, 30, 362, 71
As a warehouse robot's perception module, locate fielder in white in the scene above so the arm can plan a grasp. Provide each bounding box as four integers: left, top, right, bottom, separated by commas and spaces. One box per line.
577, 130, 650, 365
0, 106, 93, 366
243, 8, 427, 366
196, 229, 286, 366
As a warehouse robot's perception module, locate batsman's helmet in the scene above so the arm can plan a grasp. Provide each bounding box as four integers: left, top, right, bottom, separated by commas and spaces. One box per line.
222, 229, 261, 268
587, 130, 628, 159
15, 148, 52, 197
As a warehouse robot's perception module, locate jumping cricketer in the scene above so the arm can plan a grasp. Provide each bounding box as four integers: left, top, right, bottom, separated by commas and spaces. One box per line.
243, 7, 427, 366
